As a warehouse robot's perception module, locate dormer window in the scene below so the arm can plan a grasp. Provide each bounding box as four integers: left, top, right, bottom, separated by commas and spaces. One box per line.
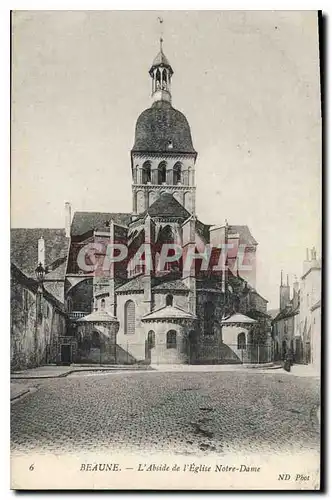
167, 140, 173, 149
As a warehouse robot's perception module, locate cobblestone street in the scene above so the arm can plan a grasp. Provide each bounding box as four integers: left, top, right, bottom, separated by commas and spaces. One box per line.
11, 371, 320, 456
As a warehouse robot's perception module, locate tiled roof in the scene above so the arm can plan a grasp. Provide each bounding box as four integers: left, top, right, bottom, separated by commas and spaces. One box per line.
43, 281, 65, 304
77, 310, 118, 324
142, 305, 196, 321
115, 276, 144, 293
11, 228, 69, 279
71, 212, 131, 237
273, 306, 299, 323
138, 193, 190, 219
152, 279, 189, 291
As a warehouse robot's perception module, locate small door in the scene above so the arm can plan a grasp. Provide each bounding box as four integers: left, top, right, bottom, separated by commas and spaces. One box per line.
61, 344, 72, 365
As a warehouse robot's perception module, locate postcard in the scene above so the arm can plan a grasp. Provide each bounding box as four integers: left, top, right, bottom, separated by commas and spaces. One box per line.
10, 10, 322, 490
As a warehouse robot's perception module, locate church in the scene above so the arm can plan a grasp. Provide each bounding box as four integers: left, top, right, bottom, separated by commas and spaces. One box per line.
11, 40, 272, 367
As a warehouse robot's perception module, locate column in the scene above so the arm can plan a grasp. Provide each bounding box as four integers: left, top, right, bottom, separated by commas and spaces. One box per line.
152, 164, 158, 184
167, 166, 173, 185
132, 190, 137, 213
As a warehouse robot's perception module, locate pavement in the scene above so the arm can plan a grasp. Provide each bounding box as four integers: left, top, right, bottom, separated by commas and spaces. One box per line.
11, 370, 320, 456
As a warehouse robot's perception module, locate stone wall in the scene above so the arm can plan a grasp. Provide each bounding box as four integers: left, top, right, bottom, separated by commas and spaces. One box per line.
11, 277, 66, 371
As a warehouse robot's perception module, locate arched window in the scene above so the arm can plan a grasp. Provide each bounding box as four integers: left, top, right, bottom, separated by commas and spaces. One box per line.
101, 298, 105, 311
173, 162, 182, 184
158, 162, 167, 185
92, 331, 101, 348
166, 330, 177, 349
147, 330, 155, 349
124, 300, 135, 335
237, 332, 246, 350
162, 69, 167, 90
156, 69, 161, 89
204, 301, 215, 335
166, 294, 173, 307
66, 297, 73, 313
142, 161, 151, 184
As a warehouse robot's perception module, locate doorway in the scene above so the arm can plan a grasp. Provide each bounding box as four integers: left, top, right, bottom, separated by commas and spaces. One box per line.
61, 344, 72, 365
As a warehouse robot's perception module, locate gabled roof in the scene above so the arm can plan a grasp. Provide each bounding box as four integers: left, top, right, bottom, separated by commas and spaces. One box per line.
71, 212, 131, 237
142, 305, 196, 321
138, 193, 190, 220
11, 228, 69, 279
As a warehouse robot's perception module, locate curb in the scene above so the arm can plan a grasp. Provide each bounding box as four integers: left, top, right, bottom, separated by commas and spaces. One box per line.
11, 366, 155, 380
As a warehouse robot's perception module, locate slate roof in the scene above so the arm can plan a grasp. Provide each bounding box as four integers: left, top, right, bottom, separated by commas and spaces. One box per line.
142, 305, 196, 321
138, 193, 191, 220
71, 212, 131, 237
11, 228, 69, 279
132, 100, 196, 154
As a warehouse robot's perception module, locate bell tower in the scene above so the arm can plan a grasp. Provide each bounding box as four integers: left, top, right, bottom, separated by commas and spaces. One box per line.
131, 39, 197, 218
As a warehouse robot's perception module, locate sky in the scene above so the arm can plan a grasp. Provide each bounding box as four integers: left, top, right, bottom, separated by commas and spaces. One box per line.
11, 11, 321, 309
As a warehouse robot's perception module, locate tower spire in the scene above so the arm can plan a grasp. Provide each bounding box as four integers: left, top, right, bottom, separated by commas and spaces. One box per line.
149, 18, 173, 104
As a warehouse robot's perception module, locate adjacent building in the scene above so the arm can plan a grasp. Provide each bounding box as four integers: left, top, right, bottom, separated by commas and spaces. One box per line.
272, 248, 321, 367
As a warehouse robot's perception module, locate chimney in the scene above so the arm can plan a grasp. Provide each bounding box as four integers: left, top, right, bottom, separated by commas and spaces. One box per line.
38, 236, 45, 268
279, 269, 290, 310
65, 202, 72, 238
